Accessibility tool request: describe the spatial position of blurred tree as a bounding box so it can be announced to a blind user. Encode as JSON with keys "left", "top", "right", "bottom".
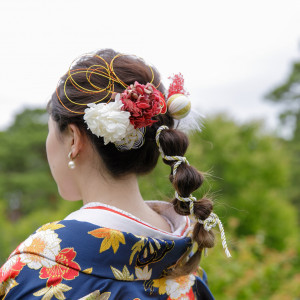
{"left": 201, "top": 234, "right": 300, "bottom": 299}
{"left": 0, "top": 108, "right": 58, "bottom": 218}
{"left": 0, "top": 109, "right": 299, "bottom": 299}
{"left": 265, "top": 59, "right": 300, "bottom": 212}
{"left": 140, "top": 115, "right": 298, "bottom": 251}
{"left": 0, "top": 108, "right": 80, "bottom": 262}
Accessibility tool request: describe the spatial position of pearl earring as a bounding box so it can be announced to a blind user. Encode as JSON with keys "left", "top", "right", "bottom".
{"left": 68, "top": 151, "right": 76, "bottom": 169}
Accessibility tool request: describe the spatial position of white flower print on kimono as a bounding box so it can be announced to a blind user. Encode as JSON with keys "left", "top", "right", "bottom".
{"left": 166, "top": 274, "right": 195, "bottom": 299}
{"left": 18, "top": 229, "right": 61, "bottom": 269}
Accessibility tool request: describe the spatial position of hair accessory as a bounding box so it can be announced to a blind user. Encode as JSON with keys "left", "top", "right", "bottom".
{"left": 84, "top": 82, "right": 165, "bottom": 150}
{"left": 113, "top": 127, "right": 145, "bottom": 151}
{"left": 174, "top": 191, "right": 197, "bottom": 215}
{"left": 167, "top": 73, "right": 191, "bottom": 120}
{"left": 119, "top": 81, "right": 166, "bottom": 129}
{"left": 156, "top": 126, "right": 231, "bottom": 257}
{"left": 56, "top": 53, "right": 158, "bottom": 115}
{"left": 172, "top": 156, "right": 189, "bottom": 176}
{"left": 68, "top": 151, "right": 76, "bottom": 169}
{"left": 156, "top": 125, "right": 196, "bottom": 213}
{"left": 199, "top": 212, "right": 231, "bottom": 258}
{"left": 156, "top": 126, "right": 190, "bottom": 177}
{"left": 84, "top": 97, "right": 134, "bottom": 145}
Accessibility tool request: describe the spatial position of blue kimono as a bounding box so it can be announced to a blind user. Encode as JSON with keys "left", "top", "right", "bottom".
{"left": 0, "top": 202, "right": 214, "bottom": 299}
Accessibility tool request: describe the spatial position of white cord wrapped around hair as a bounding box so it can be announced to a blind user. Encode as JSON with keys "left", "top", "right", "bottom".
{"left": 174, "top": 192, "right": 197, "bottom": 215}
{"left": 199, "top": 212, "right": 231, "bottom": 258}
{"left": 155, "top": 126, "right": 190, "bottom": 177}
{"left": 156, "top": 125, "right": 196, "bottom": 214}
{"left": 156, "top": 125, "right": 231, "bottom": 258}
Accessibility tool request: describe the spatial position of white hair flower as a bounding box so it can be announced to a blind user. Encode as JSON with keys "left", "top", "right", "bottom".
{"left": 84, "top": 97, "right": 135, "bottom": 145}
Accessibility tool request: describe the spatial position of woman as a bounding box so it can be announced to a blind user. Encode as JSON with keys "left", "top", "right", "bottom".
{"left": 0, "top": 49, "right": 230, "bottom": 299}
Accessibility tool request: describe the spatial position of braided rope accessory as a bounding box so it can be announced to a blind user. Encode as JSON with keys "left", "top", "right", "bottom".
{"left": 174, "top": 191, "right": 197, "bottom": 215}
{"left": 156, "top": 125, "right": 231, "bottom": 258}
{"left": 155, "top": 125, "right": 169, "bottom": 151}
{"left": 155, "top": 126, "right": 190, "bottom": 176}
{"left": 198, "top": 212, "right": 231, "bottom": 258}
{"left": 156, "top": 125, "right": 195, "bottom": 213}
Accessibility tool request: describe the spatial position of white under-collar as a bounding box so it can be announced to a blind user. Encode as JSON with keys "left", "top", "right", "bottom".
{"left": 64, "top": 201, "right": 191, "bottom": 240}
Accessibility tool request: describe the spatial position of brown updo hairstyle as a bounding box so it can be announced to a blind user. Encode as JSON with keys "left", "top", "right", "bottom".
{"left": 48, "top": 48, "right": 215, "bottom": 276}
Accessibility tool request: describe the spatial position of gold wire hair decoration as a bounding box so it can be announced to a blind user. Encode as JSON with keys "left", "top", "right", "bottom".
{"left": 56, "top": 52, "right": 159, "bottom": 114}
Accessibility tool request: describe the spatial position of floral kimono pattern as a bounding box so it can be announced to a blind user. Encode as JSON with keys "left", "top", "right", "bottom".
{"left": 0, "top": 220, "right": 214, "bottom": 299}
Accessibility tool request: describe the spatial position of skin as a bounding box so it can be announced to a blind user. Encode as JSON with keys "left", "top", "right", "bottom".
{"left": 46, "top": 117, "right": 171, "bottom": 232}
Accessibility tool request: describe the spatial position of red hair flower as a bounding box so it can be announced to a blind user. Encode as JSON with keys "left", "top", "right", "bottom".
{"left": 120, "top": 82, "right": 166, "bottom": 129}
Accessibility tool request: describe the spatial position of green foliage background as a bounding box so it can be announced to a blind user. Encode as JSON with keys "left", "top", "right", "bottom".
{"left": 0, "top": 59, "right": 300, "bottom": 299}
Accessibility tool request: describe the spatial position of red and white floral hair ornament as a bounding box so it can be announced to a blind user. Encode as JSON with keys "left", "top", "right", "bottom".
{"left": 60, "top": 53, "right": 195, "bottom": 151}
{"left": 119, "top": 81, "right": 166, "bottom": 129}
{"left": 84, "top": 81, "right": 166, "bottom": 151}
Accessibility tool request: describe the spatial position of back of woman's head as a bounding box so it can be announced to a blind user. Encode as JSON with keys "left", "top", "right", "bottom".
{"left": 49, "top": 48, "right": 174, "bottom": 177}
{"left": 49, "top": 48, "right": 220, "bottom": 276}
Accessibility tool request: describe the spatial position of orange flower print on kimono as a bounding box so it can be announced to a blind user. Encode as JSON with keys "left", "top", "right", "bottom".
{"left": 88, "top": 228, "right": 125, "bottom": 254}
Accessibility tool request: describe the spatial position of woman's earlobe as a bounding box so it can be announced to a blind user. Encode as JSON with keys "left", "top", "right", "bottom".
{"left": 68, "top": 124, "right": 84, "bottom": 158}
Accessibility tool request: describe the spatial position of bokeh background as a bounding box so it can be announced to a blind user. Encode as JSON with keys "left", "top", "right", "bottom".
{"left": 0, "top": 0, "right": 299, "bottom": 299}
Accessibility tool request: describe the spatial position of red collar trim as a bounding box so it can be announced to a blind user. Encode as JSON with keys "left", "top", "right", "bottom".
{"left": 84, "top": 205, "right": 189, "bottom": 238}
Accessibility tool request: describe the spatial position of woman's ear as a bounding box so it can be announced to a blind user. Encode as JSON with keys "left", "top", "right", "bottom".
{"left": 67, "top": 124, "right": 85, "bottom": 158}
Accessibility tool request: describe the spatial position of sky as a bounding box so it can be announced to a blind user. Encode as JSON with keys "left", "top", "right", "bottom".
{"left": 0, "top": 0, "right": 300, "bottom": 136}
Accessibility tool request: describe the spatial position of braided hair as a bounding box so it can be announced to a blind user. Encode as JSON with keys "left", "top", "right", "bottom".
{"left": 155, "top": 125, "right": 215, "bottom": 276}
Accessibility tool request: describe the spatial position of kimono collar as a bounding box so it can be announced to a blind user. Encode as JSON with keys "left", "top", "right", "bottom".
{"left": 65, "top": 200, "right": 192, "bottom": 240}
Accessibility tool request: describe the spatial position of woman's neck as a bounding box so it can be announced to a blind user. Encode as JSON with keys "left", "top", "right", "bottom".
{"left": 74, "top": 165, "right": 171, "bottom": 232}
{"left": 81, "top": 172, "right": 144, "bottom": 211}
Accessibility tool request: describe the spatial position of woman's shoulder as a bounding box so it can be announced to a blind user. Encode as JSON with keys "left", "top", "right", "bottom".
{"left": 0, "top": 220, "right": 214, "bottom": 300}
